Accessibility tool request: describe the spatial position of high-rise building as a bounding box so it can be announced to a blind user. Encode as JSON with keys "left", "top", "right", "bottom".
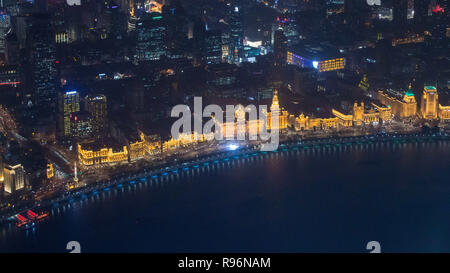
{"left": 414, "top": 0, "right": 430, "bottom": 24}
{"left": 273, "top": 29, "right": 287, "bottom": 67}
{"left": 59, "top": 90, "right": 80, "bottom": 137}
{"left": 204, "top": 29, "right": 224, "bottom": 64}
{"left": 393, "top": 0, "right": 408, "bottom": 27}
{"left": 426, "top": 2, "right": 448, "bottom": 51}
{"left": 135, "top": 13, "right": 167, "bottom": 61}
{"left": 229, "top": 5, "right": 243, "bottom": 63}
{"left": 344, "top": 0, "right": 367, "bottom": 26}
{"left": 420, "top": 86, "right": 439, "bottom": 119}
{"left": 85, "top": 94, "right": 108, "bottom": 137}
{"left": 70, "top": 111, "right": 93, "bottom": 138}
{"left": 28, "top": 13, "right": 57, "bottom": 109}
{"left": 0, "top": 11, "right": 11, "bottom": 54}
{"left": 377, "top": 88, "right": 417, "bottom": 119}
{"left": 3, "top": 164, "right": 28, "bottom": 194}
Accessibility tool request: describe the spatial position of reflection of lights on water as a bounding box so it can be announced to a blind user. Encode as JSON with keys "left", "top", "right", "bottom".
{"left": 227, "top": 144, "right": 239, "bottom": 151}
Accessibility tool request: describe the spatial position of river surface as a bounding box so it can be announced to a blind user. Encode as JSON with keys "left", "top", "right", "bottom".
{"left": 1, "top": 140, "right": 450, "bottom": 253}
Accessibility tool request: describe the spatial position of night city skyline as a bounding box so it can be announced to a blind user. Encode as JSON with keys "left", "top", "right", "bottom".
{"left": 0, "top": 0, "right": 449, "bottom": 262}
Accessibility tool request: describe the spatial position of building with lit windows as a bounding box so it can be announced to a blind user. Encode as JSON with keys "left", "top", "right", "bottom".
{"left": 70, "top": 111, "right": 93, "bottom": 138}
{"left": 85, "top": 94, "right": 108, "bottom": 137}
{"left": 78, "top": 140, "right": 129, "bottom": 166}
{"left": 265, "top": 90, "right": 288, "bottom": 130}
{"left": 438, "top": 104, "right": 450, "bottom": 121}
{"left": 377, "top": 88, "right": 417, "bottom": 119}
{"left": 204, "top": 29, "right": 224, "bottom": 65}
{"left": 135, "top": 13, "right": 166, "bottom": 61}
{"left": 421, "top": 86, "right": 439, "bottom": 120}
{"left": 294, "top": 101, "right": 392, "bottom": 131}
{"left": 417, "top": 85, "right": 450, "bottom": 122}
{"left": 287, "top": 44, "right": 345, "bottom": 72}
{"left": 28, "top": 13, "right": 58, "bottom": 108}
{"left": 58, "top": 90, "right": 80, "bottom": 138}
{"left": 3, "top": 164, "right": 28, "bottom": 194}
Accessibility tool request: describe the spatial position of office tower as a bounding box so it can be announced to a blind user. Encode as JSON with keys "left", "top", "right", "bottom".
{"left": 4, "top": 31, "right": 19, "bottom": 66}
{"left": 0, "top": 10, "right": 11, "bottom": 54}
{"left": 414, "top": 0, "right": 430, "bottom": 24}
{"left": 420, "top": 86, "right": 438, "bottom": 119}
{"left": 273, "top": 29, "right": 287, "bottom": 67}
{"left": 229, "top": 5, "right": 243, "bottom": 63}
{"left": 85, "top": 94, "right": 108, "bottom": 137}
{"left": 393, "top": 0, "right": 408, "bottom": 27}
{"left": 204, "top": 29, "right": 224, "bottom": 64}
{"left": 427, "top": 2, "right": 448, "bottom": 51}
{"left": 3, "top": 164, "right": 27, "bottom": 194}
{"left": 28, "top": 13, "right": 58, "bottom": 109}
{"left": 70, "top": 111, "right": 93, "bottom": 138}
{"left": 162, "top": 0, "right": 188, "bottom": 57}
{"left": 135, "top": 13, "right": 167, "bottom": 61}
{"left": 59, "top": 90, "right": 80, "bottom": 137}
{"left": 34, "top": 0, "right": 48, "bottom": 12}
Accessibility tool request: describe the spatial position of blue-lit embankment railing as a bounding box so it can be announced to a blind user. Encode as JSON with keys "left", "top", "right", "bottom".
{"left": 1, "top": 132, "right": 449, "bottom": 224}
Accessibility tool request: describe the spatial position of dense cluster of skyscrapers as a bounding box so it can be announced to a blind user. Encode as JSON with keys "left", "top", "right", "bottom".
{"left": 0, "top": 0, "right": 447, "bottom": 202}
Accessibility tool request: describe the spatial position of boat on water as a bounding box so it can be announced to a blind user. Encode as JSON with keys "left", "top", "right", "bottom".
{"left": 15, "top": 210, "right": 50, "bottom": 230}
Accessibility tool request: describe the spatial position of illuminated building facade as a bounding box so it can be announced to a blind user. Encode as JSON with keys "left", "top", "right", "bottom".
{"left": 3, "top": 164, "right": 28, "bottom": 194}
{"left": 135, "top": 13, "right": 166, "bottom": 61}
{"left": 70, "top": 111, "right": 93, "bottom": 138}
{"left": 287, "top": 44, "right": 345, "bottom": 72}
{"left": 294, "top": 101, "right": 392, "bottom": 131}
{"left": 377, "top": 89, "right": 417, "bottom": 119}
{"left": 78, "top": 142, "right": 129, "bottom": 166}
{"left": 204, "top": 29, "right": 224, "bottom": 65}
{"left": 59, "top": 90, "right": 80, "bottom": 138}
{"left": 438, "top": 104, "right": 450, "bottom": 121}
{"left": 420, "top": 86, "right": 439, "bottom": 119}
{"left": 392, "top": 34, "right": 424, "bottom": 46}
{"left": 85, "top": 94, "right": 108, "bottom": 137}
{"left": 46, "top": 163, "right": 54, "bottom": 179}
{"left": 416, "top": 85, "right": 450, "bottom": 121}
{"left": 358, "top": 74, "right": 370, "bottom": 91}
{"left": 265, "top": 90, "right": 288, "bottom": 130}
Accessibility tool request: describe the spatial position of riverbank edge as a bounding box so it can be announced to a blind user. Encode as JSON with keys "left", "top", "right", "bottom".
{"left": 1, "top": 132, "right": 449, "bottom": 225}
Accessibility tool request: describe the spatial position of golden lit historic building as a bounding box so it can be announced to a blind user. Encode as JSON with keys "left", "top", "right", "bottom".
{"left": 439, "top": 104, "right": 450, "bottom": 121}
{"left": 129, "top": 134, "right": 147, "bottom": 162}
{"left": 78, "top": 141, "right": 129, "bottom": 166}
{"left": 377, "top": 88, "right": 417, "bottom": 119}
{"left": 295, "top": 114, "right": 340, "bottom": 131}
{"left": 421, "top": 86, "right": 439, "bottom": 120}
{"left": 419, "top": 86, "right": 450, "bottom": 121}
{"left": 266, "top": 90, "right": 289, "bottom": 130}
{"left": 162, "top": 132, "right": 213, "bottom": 152}
{"left": 294, "top": 101, "right": 392, "bottom": 131}
{"left": 213, "top": 90, "right": 288, "bottom": 139}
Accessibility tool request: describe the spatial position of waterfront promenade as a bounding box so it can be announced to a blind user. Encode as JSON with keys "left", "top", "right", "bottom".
{"left": 1, "top": 131, "right": 448, "bottom": 225}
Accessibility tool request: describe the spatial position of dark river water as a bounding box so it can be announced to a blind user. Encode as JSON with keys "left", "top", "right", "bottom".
{"left": 1, "top": 140, "right": 450, "bottom": 253}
